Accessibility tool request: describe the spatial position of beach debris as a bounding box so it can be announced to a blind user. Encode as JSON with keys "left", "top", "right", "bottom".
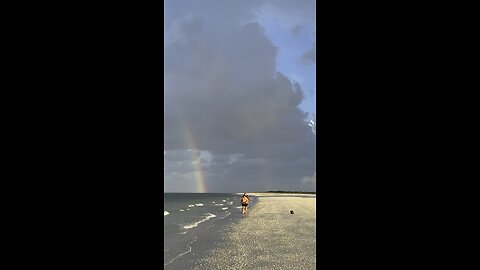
{"left": 290, "top": 210, "right": 294, "bottom": 214}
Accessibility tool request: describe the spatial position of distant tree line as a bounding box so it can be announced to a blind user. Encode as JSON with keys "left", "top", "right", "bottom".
{"left": 264, "top": 190, "right": 316, "bottom": 194}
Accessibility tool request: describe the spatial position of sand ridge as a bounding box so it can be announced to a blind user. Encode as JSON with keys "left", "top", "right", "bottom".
{"left": 195, "top": 194, "right": 316, "bottom": 270}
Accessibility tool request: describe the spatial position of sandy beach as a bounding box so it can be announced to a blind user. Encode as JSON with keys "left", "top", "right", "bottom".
{"left": 194, "top": 193, "right": 316, "bottom": 270}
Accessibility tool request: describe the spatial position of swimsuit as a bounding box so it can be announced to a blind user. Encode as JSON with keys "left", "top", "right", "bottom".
{"left": 242, "top": 196, "right": 249, "bottom": 206}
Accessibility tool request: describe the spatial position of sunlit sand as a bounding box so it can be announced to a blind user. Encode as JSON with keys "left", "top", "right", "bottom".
{"left": 195, "top": 193, "right": 316, "bottom": 269}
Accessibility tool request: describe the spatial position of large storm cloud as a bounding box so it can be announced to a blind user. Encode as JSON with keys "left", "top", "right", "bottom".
{"left": 164, "top": 0, "right": 316, "bottom": 192}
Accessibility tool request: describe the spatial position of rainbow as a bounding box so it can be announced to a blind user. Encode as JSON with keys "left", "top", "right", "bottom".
{"left": 177, "top": 110, "right": 207, "bottom": 193}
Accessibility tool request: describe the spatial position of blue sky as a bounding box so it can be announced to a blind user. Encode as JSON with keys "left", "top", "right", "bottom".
{"left": 255, "top": 10, "right": 316, "bottom": 120}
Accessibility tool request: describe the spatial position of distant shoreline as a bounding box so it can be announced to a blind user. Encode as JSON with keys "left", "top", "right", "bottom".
{"left": 248, "top": 192, "right": 316, "bottom": 198}
{"left": 164, "top": 191, "right": 315, "bottom": 194}
{"left": 261, "top": 190, "right": 315, "bottom": 194}
{"left": 236, "top": 191, "right": 315, "bottom": 195}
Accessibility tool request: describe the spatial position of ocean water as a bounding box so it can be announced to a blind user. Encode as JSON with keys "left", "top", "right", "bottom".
{"left": 164, "top": 193, "right": 254, "bottom": 269}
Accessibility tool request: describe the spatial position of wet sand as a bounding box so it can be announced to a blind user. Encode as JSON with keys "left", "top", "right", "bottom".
{"left": 195, "top": 193, "right": 316, "bottom": 270}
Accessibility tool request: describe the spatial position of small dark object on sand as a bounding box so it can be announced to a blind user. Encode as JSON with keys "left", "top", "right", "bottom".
{"left": 290, "top": 210, "right": 294, "bottom": 214}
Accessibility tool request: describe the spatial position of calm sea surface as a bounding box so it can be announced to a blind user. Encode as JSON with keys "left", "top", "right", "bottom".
{"left": 164, "top": 193, "right": 254, "bottom": 269}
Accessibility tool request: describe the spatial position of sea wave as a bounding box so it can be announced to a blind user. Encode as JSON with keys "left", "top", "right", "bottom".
{"left": 164, "top": 211, "right": 169, "bottom": 216}
{"left": 194, "top": 203, "right": 204, "bottom": 207}
{"left": 228, "top": 201, "right": 233, "bottom": 205}
{"left": 188, "top": 204, "right": 195, "bottom": 207}
{"left": 164, "top": 236, "right": 197, "bottom": 267}
{"left": 183, "top": 213, "right": 216, "bottom": 229}
{"left": 222, "top": 200, "right": 227, "bottom": 202}
{"left": 218, "top": 212, "right": 231, "bottom": 220}
{"left": 179, "top": 209, "right": 184, "bottom": 212}
{"left": 215, "top": 203, "right": 224, "bottom": 206}
{"left": 221, "top": 207, "right": 228, "bottom": 210}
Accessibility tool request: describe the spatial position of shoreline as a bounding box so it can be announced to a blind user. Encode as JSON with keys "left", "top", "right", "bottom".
{"left": 236, "top": 192, "right": 315, "bottom": 197}
{"left": 164, "top": 194, "right": 258, "bottom": 270}
{"left": 248, "top": 192, "right": 316, "bottom": 198}
{"left": 195, "top": 194, "right": 316, "bottom": 269}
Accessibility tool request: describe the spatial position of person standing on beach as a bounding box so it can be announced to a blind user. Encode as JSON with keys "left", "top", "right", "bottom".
{"left": 241, "top": 193, "right": 250, "bottom": 215}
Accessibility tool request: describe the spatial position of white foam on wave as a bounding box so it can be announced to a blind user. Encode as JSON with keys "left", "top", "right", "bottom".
{"left": 215, "top": 203, "right": 224, "bottom": 206}
{"left": 212, "top": 201, "right": 215, "bottom": 203}
{"left": 228, "top": 201, "right": 233, "bottom": 205}
{"left": 218, "top": 212, "right": 231, "bottom": 220}
{"left": 164, "top": 236, "right": 198, "bottom": 267}
{"left": 183, "top": 213, "right": 216, "bottom": 229}
{"left": 164, "top": 211, "right": 169, "bottom": 216}
{"left": 179, "top": 209, "right": 184, "bottom": 212}
{"left": 194, "top": 203, "right": 204, "bottom": 207}
{"left": 188, "top": 204, "right": 195, "bottom": 207}
{"left": 222, "top": 200, "right": 227, "bottom": 202}
{"left": 235, "top": 206, "right": 242, "bottom": 209}
{"left": 221, "top": 207, "right": 228, "bottom": 210}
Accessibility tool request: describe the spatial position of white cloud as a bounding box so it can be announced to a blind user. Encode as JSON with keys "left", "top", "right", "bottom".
{"left": 301, "top": 172, "right": 316, "bottom": 184}
{"left": 227, "top": 153, "right": 244, "bottom": 164}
